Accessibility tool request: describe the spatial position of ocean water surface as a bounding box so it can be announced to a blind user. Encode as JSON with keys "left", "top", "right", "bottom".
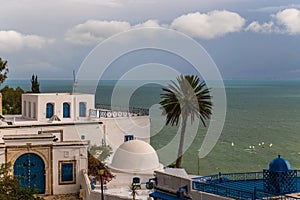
{"left": 3, "top": 79, "right": 300, "bottom": 175}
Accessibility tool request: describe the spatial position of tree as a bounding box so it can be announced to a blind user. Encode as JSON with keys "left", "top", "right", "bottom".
{"left": 160, "top": 75, "right": 213, "bottom": 168}
{"left": 1, "top": 86, "right": 24, "bottom": 114}
{"left": 31, "top": 74, "right": 40, "bottom": 93}
{"left": 89, "top": 145, "right": 113, "bottom": 163}
{"left": 0, "top": 57, "right": 8, "bottom": 85}
{"left": 0, "top": 163, "right": 44, "bottom": 200}
{"left": 88, "top": 152, "right": 114, "bottom": 183}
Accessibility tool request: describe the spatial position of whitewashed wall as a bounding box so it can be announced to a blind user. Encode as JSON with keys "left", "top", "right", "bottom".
{"left": 22, "top": 93, "right": 94, "bottom": 122}
{"left": 52, "top": 144, "right": 88, "bottom": 194}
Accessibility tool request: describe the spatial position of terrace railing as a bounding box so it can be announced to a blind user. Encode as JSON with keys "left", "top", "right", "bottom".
{"left": 90, "top": 104, "right": 149, "bottom": 118}
{"left": 192, "top": 172, "right": 284, "bottom": 200}
{"left": 95, "top": 104, "right": 149, "bottom": 116}
{"left": 193, "top": 181, "right": 254, "bottom": 199}
{"left": 192, "top": 172, "right": 263, "bottom": 183}
{"left": 193, "top": 181, "right": 283, "bottom": 200}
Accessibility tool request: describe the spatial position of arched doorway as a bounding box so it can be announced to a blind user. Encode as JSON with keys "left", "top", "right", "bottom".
{"left": 14, "top": 153, "right": 46, "bottom": 194}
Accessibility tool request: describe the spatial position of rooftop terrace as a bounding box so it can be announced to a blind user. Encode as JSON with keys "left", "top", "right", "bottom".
{"left": 193, "top": 171, "right": 300, "bottom": 199}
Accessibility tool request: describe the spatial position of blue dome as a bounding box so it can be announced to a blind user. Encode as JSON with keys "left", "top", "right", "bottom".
{"left": 269, "top": 156, "right": 291, "bottom": 172}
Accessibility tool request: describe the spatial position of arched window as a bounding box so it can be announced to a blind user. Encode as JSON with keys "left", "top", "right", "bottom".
{"left": 63, "top": 102, "right": 71, "bottom": 118}
{"left": 46, "top": 103, "right": 54, "bottom": 118}
{"left": 79, "top": 102, "right": 86, "bottom": 117}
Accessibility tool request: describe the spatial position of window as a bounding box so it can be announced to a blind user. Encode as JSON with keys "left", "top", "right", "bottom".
{"left": 33, "top": 102, "right": 36, "bottom": 119}
{"left": 46, "top": 103, "right": 54, "bottom": 118}
{"left": 124, "top": 135, "right": 134, "bottom": 142}
{"left": 23, "top": 101, "right": 26, "bottom": 116}
{"left": 63, "top": 102, "right": 71, "bottom": 118}
{"left": 59, "top": 160, "right": 76, "bottom": 184}
{"left": 79, "top": 102, "right": 86, "bottom": 117}
{"left": 28, "top": 102, "right": 31, "bottom": 118}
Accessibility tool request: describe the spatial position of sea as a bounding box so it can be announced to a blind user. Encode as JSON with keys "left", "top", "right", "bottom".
{"left": 3, "top": 79, "right": 300, "bottom": 176}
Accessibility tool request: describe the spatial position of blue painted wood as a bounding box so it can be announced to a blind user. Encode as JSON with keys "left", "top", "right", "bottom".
{"left": 46, "top": 103, "right": 54, "bottom": 118}
{"left": 79, "top": 102, "right": 86, "bottom": 117}
{"left": 63, "top": 102, "right": 70, "bottom": 118}
{"left": 14, "top": 153, "right": 45, "bottom": 194}
{"left": 124, "top": 135, "right": 134, "bottom": 142}
{"left": 61, "top": 163, "right": 73, "bottom": 181}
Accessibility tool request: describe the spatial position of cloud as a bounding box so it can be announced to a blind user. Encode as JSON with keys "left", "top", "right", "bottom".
{"left": 65, "top": 19, "right": 163, "bottom": 45}
{"left": 170, "top": 10, "right": 246, "bottom": 39}
{"left": 245, "top": 8, "right": 300, "bottom": 35}
{"left": 245, "top": 21, "right": 281, "bottom": 33}
{"left": 0, "top": 30, "right": 53, "bottom": 53}
{"left": 275, "top": 8, "right": 300, "bottom": 34}
{"left": 65, "top": 20, "right": 132, "bottom": 45}
{"left": 134, "top": 20, "right": 161, "bottom": 28}
{"left": 65, "top": 10, "right": 247, "bottom": 45}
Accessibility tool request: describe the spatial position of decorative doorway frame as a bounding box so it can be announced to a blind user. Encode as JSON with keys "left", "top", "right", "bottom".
{"left": 6, "top": 144, "right": 52, "bottom": 195}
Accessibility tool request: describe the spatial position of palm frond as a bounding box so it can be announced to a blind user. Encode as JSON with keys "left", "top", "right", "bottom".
{"left": 160, "top": 75, "right": 213, "bottom": 126}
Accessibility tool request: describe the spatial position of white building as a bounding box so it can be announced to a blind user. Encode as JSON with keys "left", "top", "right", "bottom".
{"left": 0, "top": 92, "right": 151, "bottom": 196}
{"left": 1, "top": 92, "right": 222, "bottom": 200}
{"left": 22, "top": 93, "right": 94, "bottom": 122}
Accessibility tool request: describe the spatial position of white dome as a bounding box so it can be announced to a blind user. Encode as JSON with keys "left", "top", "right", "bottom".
{"left": 109, "top": 140, "right": 162, "bottom": 174}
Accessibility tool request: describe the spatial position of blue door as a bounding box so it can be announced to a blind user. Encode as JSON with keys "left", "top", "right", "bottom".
{"left": 14, "top": 153, "right": 45, "bottom": 194}
{"left": 46, "top": 103, "right": 54, "bottom": 118}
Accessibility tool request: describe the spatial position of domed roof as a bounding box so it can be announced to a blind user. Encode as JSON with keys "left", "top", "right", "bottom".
{"left": 269, "top": 155, "right": 291, "bottom": 172}
{"left": 109, "top": 140, "right": 162, "bottom": 174}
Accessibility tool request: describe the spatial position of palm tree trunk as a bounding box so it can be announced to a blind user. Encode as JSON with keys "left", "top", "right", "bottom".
{"left": 175, "top": 114, "right": 187, "bottom": 168}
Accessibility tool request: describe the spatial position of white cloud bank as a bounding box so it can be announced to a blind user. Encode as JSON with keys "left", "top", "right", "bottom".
{"left": 65, "top": 8, "right": 300, "bottom": 46}
{"left": 65, "top": 20, "right": 131, "bottom": 45}
{"left": 245, "top": 21, "right": 280, "bottom": 33}
{"left": 246, "top": 8, "right": 300, "bottom": 34}
{"left": 0, "top": 30, "right": 53, "bottom": 53}
{"left": 170, "top": 10, "right": 245, "bottom": 39}
{"left": 275, "top": 8, "right": 300, "bottom": 34}
{"left": 65, "top": 10, "right": 246, "bottom": 45}
{"left": 65, "top": 19, "right": 162, "bottom": 45}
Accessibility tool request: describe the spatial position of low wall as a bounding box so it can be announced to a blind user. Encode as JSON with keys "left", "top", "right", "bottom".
{"left": 80, "top": 170, "right": 132, "bottom": 200}
{"left": 81, "top": 169, "right": 232, "bottom": 200}
{"left": 155, "top": 170, "right": 233, "bottom": 200}
{"left": 155, "top": 170, "right": 192, "bottom": 195}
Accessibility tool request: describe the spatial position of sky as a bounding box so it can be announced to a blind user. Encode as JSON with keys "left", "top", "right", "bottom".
{"left": 1, "top": 0, "right": 300, "bottom": 80}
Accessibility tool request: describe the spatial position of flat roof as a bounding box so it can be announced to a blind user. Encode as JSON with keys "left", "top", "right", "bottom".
{"left": 22, "top": 92, "right": 94, "bottom": 96}
{"left": 0, "top": 115, "right": 102, "bottom": 129}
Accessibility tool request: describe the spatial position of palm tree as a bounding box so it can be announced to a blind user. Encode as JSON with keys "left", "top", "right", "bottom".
{"left": 160, "top": 75, "right": 213, "bottom": 168}
{"left": 0, "top": 57, "right": 8, "bottom": 85}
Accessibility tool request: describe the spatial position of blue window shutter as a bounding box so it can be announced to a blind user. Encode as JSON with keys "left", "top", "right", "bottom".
{"left": 63, "top": 103, "right": 70, "bottom": 118}
{"left": 61, "top": 163, "right": 73, "bottom": 182}
{"left": 46, "top": 103, "right": 54, "bottom": 118}
{"left": 79, "top": 102, "right": 86, "bottom": 117}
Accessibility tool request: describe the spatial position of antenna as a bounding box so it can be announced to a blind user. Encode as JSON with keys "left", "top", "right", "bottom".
{"left": 72, "top": 70, "right": 77, "bottom": 94}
